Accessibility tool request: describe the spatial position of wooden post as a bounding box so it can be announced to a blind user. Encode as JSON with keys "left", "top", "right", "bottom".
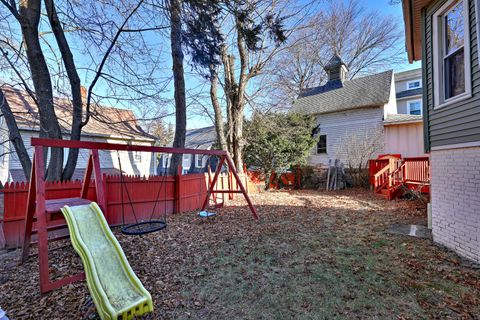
{"left": 201, "top": 156, "right": 225, "bottom": 211}
{"left": 174, "top": 165, "right": 182, "bottom": 214}
{"left": 223, "top": 155, "right": 258, "bottom": 219}
{"left": 21, "top": 153, "right": 36, "bottom": 262}
{"left": 80, "top": 153, "right": 93, "bottom": 199}
{"left": 33, "top": 146, "right": 50, "bottom": 293}
{"left": 91, "top": 150, "right": 106, "bottom": 212}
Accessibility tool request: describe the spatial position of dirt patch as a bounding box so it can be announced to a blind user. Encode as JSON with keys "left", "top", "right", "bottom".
{"left": 0, "top": 189, "right": 479, "bottom": 319}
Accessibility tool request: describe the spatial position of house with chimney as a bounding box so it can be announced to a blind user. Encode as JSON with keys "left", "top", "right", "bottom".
{"left": 292, "top": 54, "right": 425, "bottom": 169}
{"left": 0, "top": 85, "right": 157, "bottom": 183}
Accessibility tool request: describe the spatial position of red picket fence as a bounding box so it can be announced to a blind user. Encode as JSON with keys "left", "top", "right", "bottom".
{"left": 0, "top": 171, "right": 255, "bottom": 249}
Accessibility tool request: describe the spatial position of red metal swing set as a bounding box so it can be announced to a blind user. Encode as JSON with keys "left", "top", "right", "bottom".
{"left": 21, "top": 137, "right": 258, "bottom": 294}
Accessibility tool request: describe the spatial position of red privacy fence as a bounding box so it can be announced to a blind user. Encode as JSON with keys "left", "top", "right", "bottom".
{"left": 1, "top": 171, "right": 255, "bottom": 249}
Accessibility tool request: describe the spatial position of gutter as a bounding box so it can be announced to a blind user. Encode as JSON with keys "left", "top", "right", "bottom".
{"left": 383, "top": 120, "right": 423, "bottom": 126}
{"left": 16, "top": 127, "right": 157, "bottom": 144}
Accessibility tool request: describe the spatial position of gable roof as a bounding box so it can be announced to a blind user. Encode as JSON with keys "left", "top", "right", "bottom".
{"left": 324, "top": 54, "right": 348, "bottom": 71}
{"left": 185, "top": 126, "right": 217, "bottom": 149}
{"left": 1, "top": 86, "right": 156, "bottom": 142}
{"left": 384, "top": 113, "right": 423, "bottom": 125}
{"left": 291, "top": 70, "right": 393, "bottom": 115}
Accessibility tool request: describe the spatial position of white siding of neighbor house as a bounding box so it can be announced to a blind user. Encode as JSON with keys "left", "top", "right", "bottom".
{"left": 181, "top": 154, "right": 209, "bottom": 172}
{"left": 0, "top": 118, "right": 9, "bottom": 183}
{"left": 395, "top": 78, "right": 422, "bottom": 93}
{"left": 384, "top": 76, "right": 398, "bottom": 116}
{"left": 396, "top": 96, "right": 423, "bottom": 115}
{"left": 396, "top": 100, "right": 408, "bottom": 114}
{"left": 310, "top": 107, "right": 385, "bottom": 166}
{"left": 394, "top": 69, "right": 422, "bottom": 94}
{"left": 384, "top": 123, "right": 426, "bottom": 157}
{"left": 0, "top": 129, "right": 156, "bottom": 183}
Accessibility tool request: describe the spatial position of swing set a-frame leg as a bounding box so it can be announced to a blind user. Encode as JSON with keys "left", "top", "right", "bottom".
{"left": 201, "top": 155, "right": 258, "bottom": 219}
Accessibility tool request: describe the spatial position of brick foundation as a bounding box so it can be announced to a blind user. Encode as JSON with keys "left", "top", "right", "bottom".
{"left": 431, "top": 147, "right": 480, "bottom": 263}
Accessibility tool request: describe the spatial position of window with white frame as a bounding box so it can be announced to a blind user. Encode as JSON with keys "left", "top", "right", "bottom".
{"left": 407, "top": 100, "right": 422, "bottom": 115}
{"left": 195, "top": 155, "right": 203, "bottom": 168}
{"left": 134, "top": 151, "right": 142, "bottom": 162}
{"left": 433, "top": 0, "right": 471, "bottom": 107}
{"left": 163, "top": 155, "right": 169, "bottom": 168}
{"left": 182, "top": 154, "right": 190, "bottom": 168}
{"left": 63, "top": 148, "right": 69, "bottom": 166}
{"left": 406, "top": 79, "right": 422, "bottom": 90}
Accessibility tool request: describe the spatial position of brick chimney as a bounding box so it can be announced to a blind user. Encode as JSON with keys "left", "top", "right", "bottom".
{"left": 80, "top": 86, "right": 87, "bottom": 103}
{"left": 324, "top": 54, "right": 348, "bottom": 83}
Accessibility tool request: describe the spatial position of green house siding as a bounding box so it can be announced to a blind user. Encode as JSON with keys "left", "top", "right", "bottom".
{"left": 424, "top": 0, "right": 480, "bottom": 150}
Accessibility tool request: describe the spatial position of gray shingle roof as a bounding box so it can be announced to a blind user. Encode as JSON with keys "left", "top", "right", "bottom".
{"left": 291, "top": 70, "right": 393, "bottom": 115}
{"left": 384, "top": 114, "right": 423, "bottom": 124}
{"left": 396, "top": 88, "right": 422, "bottom": 99}
{"left": 184, "top": 126, "right": 217, "bottom": 149}
{"left": 325, "top": 54, "right": 347, "bottom": 71}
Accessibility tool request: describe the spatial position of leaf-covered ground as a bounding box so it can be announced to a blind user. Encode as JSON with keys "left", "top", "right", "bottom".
{"left": 1, "top": 189, "right": 479, "bottom": 319}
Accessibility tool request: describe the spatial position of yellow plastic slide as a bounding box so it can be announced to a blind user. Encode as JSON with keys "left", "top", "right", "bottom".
{"left": 61, "top": 202, "right": 153, "bottom": 320}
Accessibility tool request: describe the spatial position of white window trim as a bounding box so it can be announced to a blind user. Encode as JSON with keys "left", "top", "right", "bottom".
{"left": 433, "top": 0, "right": 471, "bottom": 110}
{"left": 182, "top": 154, "right": 190, "bottom": 167}
{"left": 195, "top": 154, "right": 203, "bottom": 168}
{"left": 407, "top": 99, "right": 423, "bottom": 115}
{"left": 406, "top": 79, "right": 422, "bottom": 90}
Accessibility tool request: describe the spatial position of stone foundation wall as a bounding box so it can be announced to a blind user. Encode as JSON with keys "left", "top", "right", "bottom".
{"left": 431, "top": 147, "right": 480, "bottom": 263}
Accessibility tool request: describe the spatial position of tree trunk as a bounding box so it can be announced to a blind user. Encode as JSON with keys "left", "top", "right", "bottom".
{"left": 19, "top": 0, "right": 63, "bottom": 181}
{"left": 209, "top": 67, "right": 228, "bottom": 152}
{"left": 169, "top": 0, "right": 186, "bottom": 175}
{"left": 221, "top": 51, "right": 235, "bottom": 158}
{"left": 230, "top": 17, "right": 249, "bottom": 174}
{"left": 231, "top": 106, "right": 244, "bottom": 172}
{"left": 44, "top": 0, "right": 82, "bottom": 181}
{"left": 0, "top": 88, "right": 32, "bottom": 179}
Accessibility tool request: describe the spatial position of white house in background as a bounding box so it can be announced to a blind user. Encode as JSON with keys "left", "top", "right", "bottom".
{"left": 291, "top": 55, "right": 425, "bottom": 167}
{"left": 395, "top": 68, "right": 423, "bottom": 115}
{"left": 0, "top": 85, "right": 157, "bottom": 183}
{"left": 383, "top": 68, "right": 426, "bottom": 157}
{"left": 159, "top": 126, "right": 217, "bottom": 174}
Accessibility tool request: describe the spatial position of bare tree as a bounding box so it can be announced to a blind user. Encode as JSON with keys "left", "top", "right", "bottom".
{"left": 0, "top": 87, "right": 31, "bottom": 178}
{"left": 1, "top": 0, "right": 64, "bottom": 181}
{"left": 207, "top": 0, "right": 299, "bottom": 172}
{"left": 0, "top": 0, "right": 168, "bottom": 181}
{"left": 265, "top": 0, "right": 404, "bottom": 108}
{"left": 168, "top": 0, "right": 186, "bottom": 175}
{"left": 335, "top": 127, "right": 384, "bottom": 187}
{"left": 44, "top": 0, "right": 83, "bottom": 180}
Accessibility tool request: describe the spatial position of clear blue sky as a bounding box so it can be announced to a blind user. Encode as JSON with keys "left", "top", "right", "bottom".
{"left": 184, "top": 0, "right": 421, "bottom": 129}
{"left": 2, "top": 0, "right": 420, "bottom": 131}
{"left": 370, "top": 0, "right": 421, "bottom": 72}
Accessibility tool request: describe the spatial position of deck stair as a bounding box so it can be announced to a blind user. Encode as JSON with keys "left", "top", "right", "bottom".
{"left": 370, "top": 155, "right": 430, "bottom": 200}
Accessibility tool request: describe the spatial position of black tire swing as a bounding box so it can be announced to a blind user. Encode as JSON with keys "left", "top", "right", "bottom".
{"left": 117, "top": 150, "right": 168, "bottom": 235}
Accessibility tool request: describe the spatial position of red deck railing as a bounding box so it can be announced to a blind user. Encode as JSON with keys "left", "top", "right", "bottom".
{"left": 369, "top": 156, "right": 430, "bottom": 199}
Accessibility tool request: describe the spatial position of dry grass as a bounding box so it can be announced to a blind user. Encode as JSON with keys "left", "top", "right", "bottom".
{"left": 0, "top": 189, "right": 479, "bottom": 319}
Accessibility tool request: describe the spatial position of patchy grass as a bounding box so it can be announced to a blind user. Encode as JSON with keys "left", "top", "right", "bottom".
{"left": 1, "top": 189, "right": 479, "bottom": 319}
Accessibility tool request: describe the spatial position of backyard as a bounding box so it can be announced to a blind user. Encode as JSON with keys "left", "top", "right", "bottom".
{"left": 0, "top": 189, "right": 479, "bottom": 319}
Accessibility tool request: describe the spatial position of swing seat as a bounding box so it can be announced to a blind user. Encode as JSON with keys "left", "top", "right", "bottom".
{"left": 198, "top": 211, "right": 216, "bottom": 218}
{"left": 121, "top": 220, "right": 167, "bottom": 235}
